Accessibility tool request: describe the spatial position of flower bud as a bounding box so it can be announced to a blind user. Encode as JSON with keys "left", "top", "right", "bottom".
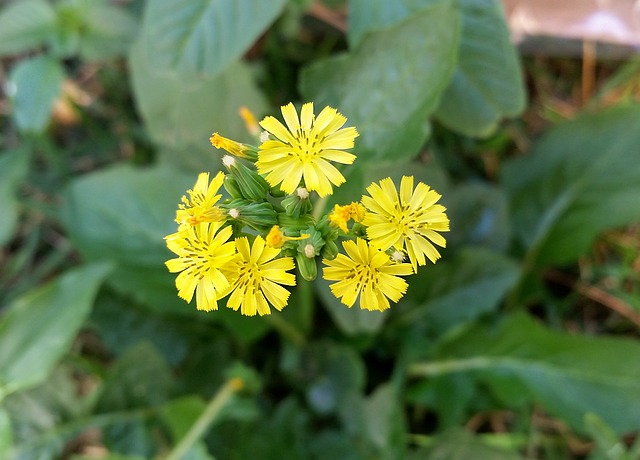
{"left": 320, "top": 239, "right": 339, "bottom": 260}
{"left": 221, "top": 199, "right": 278, "bottom": 232}
{"left": 296, "top": 252, "right": 317, "bottom": 281}
{"left": 210, "top": 132, "right": 258, "bottom": 161}
{"left": 223, "top": 175, "right": 244, "bottom": 199}
{"left": 281, "top": 188, "right": 312, "bottom": 218}
{"left": 223, "top": 156, "right": 270, "bottom": 201}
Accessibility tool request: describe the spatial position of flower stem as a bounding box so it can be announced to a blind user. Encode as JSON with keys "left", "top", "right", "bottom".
{"left": 265, "top": 314, "right": 306, "bottom": 347}
{"left": 165, "top": 378, "right": 242, "bottom": 460}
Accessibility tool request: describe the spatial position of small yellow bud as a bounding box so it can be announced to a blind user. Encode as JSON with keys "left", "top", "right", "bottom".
{"left": 210, "top": 132, "right": 252, "bottom": 159}
{"left": 238, "top": 106, "right": 260, "bottom": 136}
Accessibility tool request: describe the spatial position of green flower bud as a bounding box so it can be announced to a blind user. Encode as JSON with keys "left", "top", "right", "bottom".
{"left": 296, "top": 226, "right": 324, "bottom": 256}
{"left": 281, "top": 187, "right": 312, "bottom": 218}
{"left": 277, "top": 213, "right": 315, "bottom": 232}
{"left": 296, "top": 252, "right": 317, "bottom": 281}
{"left": 222, "top": 199, "right": 278, "bottom": 232}
{"left": 321, "top": 239, "right": 339, "bottom": 260}
{"left": 223, "top": 175, "right": 244, "bottom": 199}
{"left": 223, "top": 155, "right": 270, "bottom": 201}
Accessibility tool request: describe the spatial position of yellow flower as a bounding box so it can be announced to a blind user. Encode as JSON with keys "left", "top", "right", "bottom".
{"left": 226, "top": 236, "right": 296, "bottom": 316}
{"left": 329, "top": 202, "right": 367, "bottom": 233}
{"left": 362, "top": 176, "right": 449, "bottom": 271}
{"left": 165, "top": 222, "right": 237, "bottom": 311}
{"left": 238, "top": 106, "right": 260, "bottom": 136}
{"left": 176, "top": 172, "right": 225, "bottom": 228}
{"left": 322, "top": 238, "right": 413, "bottom": 311}
{"left": 210, "top": 132, "right": 254, "bottom": 160}
{"left": 265, "top": 225, "right": 309, "bottom": 248}
{"left": 256, "top": 102, "right": 359, "bottom": 197}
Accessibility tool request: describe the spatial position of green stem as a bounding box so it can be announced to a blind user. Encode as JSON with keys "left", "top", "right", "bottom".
{"left": 265, "top": 313, "right": 306, "bottom": 347}
{"left": 408, "top": 357, "right": 493, "bottom": 377}
{"left": 312, "top": 195, "right": 329, "bottom": 221}
{"left": 165, "top": 379, "right": 241, "bottom": 460}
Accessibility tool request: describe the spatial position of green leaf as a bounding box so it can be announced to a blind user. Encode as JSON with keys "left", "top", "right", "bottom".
{"left": 413, "top": 429, "right": 523, "bottom": 460}
{"left": 434, "top": 0, "right": 525, "bottom": 137}
{"left": 347, "top": 0, "right": 442, "bottom": 49}
{"left": 129, "top": 40, "right": 269, "bottom": 172}
{"left": 402, "top": 247, "right": 519, "bottom": 334}
{"left": 0, "top": 264, "right": 111, "bottom": 398}
{"left": 60, "top": 164, "right": 195, "bottom": 313}
{"left": 141, "top": 0, "right": 287, "bottom": 76}
{"left": 96, "top": 342, "right": 172, "bottom": 411}
{"left": 316, "top": 275, "right": 388, "bottom": 336}
{"left": 0, "top": 406, "right": 12, "bottom": 457}
{"left": 502, "top": 105, "right": 640, "bottom": 269}
{"left": 584, "top": 413, "right": 632, "bottom": 460}
{"left": 0, "top": 0, "right": 55, "bottom": 56}
{"left": 300, "top": 0, "right": 459, "bottom": 163}
{"left": 7, "top": 55, "right": 64, "bottom": 133}
{"left": 78, "top": 0, "right": 138, "bottom": 60}
{"left": 444, "top": 182, "right": 511, "bottom": 252}
{"left": 413, "top": 312, "right": 640, "bottom": 434}
{"left": 0, "top": 147, "right": 30, "bottom": 246}
{"left": 362, "top": 384, "right": 405, "bottom": 454}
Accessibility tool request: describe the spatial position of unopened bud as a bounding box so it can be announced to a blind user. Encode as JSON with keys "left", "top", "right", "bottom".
{"left": 296, "top": 252, "right": 317, "bottom": 281}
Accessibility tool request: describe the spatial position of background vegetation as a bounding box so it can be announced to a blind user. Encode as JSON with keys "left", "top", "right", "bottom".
{"left": 1, "top": 0, "right": 640, "bottom": 458}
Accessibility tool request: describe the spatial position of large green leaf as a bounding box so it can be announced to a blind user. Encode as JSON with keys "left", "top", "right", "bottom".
{"left": 8, "top": 55, "right": 64, "bottom": 133}
{"left": 412, "top": 312, "right": 640, "bottom": 434}
{"left": 60, "top": 164, "right": 194, "bottom": 313}
{"left": 347, "top": 0, "right": 442, "bottom": 49}
{"left": 411, "top": 429, "right": 523, "bottom": 460}
{"left": 129, "top": 40, "right": 268, "bottom": 172}
{"left": 0, "top": 264, "right": 110, "bottom": 399}
{"left": 0, "top": 147, "right": 30, "bottom": 247}
{"left": 434, "top": 0, "right": 525, "bottom": 137}
{"left": 0, "top": 0, "right": 55, "bottom": 56}
{"left": 78, "top": 0, "right": 138, "bottom": 60}
{"left": 300, "top": 0, "right": 459, "bottom": 163}
{"left": 401, "top": 247, "right": 519, "bottom": 335}
{"left": 502, "top": 105, "right": 640, "bottom": 269}
{"left": 140, "top": 0, "right": 286, "bottom": 76}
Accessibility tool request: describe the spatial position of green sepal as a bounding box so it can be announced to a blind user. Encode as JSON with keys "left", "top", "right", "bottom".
{"left": 225, "top": 158, "right": 270, "bottom": 201}
{"left": 277, "top": 213, "right": 315, "bottom": 232}
{"left": 296, "top": 252, "right": 317, "bottom": 281}
{"left": 223, "top": 175, "right": 244, "bottom": 199}
{"left": 321, "top": 239, "right": 339, "bottom": 260}
{"left": 281, "top": 192, "right": 312, "bottom": 218}
{"left": 222, "top": 199, "right": 278, "bottom": 232}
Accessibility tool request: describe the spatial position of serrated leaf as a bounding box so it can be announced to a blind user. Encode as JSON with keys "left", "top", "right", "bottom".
{"left": 402, "top": 247, "right": 519, "bottom": 334}
{"left": 413, "top": 429, "right": 523, "bottom": 460}
{"left": 502, "top": 105, "right": 640, "bottom": 269}
{"left": 0, "top": 147, "right": 30, "bottom": 246}
{"left": 60, "top": 164, "right": 194, "bottom": 313}
{"left": 129, "top": 40, "right": 268, "bottom": 172}
{"left": 0, "top": 0, "right": 55, "bottom": 56}
{"left": 300, "top": 0, "right": 459, "bottom": 163}
{"left": 413, "top": 312, "right": 640, "bottom": 434}
{"left": 434, "top": 0, "right": 525, "bottom": 137}
{"left": 0, "top": 264, "right": 111, "bottom": 398}
{"left": 8, "top": 55, "right": 64, "bottom": 133}
{"left": 141, "top": 0, "right": 286, "bottom": 76}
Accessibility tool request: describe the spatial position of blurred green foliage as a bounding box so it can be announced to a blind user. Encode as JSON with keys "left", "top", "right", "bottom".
{"left": 0, "top": 0, "right": 639, "bottom": 458}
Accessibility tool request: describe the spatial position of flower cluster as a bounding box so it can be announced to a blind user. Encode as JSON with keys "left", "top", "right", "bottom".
{"left": 165, "top": 102, "right": 449, "bottom": 315}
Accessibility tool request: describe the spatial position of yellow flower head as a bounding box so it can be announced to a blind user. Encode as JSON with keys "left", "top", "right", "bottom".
{"left": 176, "top": 172, "right": 226, "bottom": 228}
{"left": 238, "top": 106, "right": 260, "bottom": 136}
{"left": 328, "top": 204, "right": 352, "bottom": 233}
{"left": 256, "top": 102, "right": 359, "bottom": 197}
{"left": 322, "top": 238, "right": 413, "bottom": 311}
{"left": 210, "top": 132, "right": 253, "bottom": 160}
{"left": 265, "top": 225, "right": 309, "bottom": 248}
{"left": 329, "top": 202, "right": 366, "bottom": 233}
{"left": 362, "top": 176, "right": 449, "bottom": 271}
{"left": 165, "top": 222, "right": 237, "bottom": 311}
{"left": 226, "top": 236, "right": 297, "bottom": 316}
